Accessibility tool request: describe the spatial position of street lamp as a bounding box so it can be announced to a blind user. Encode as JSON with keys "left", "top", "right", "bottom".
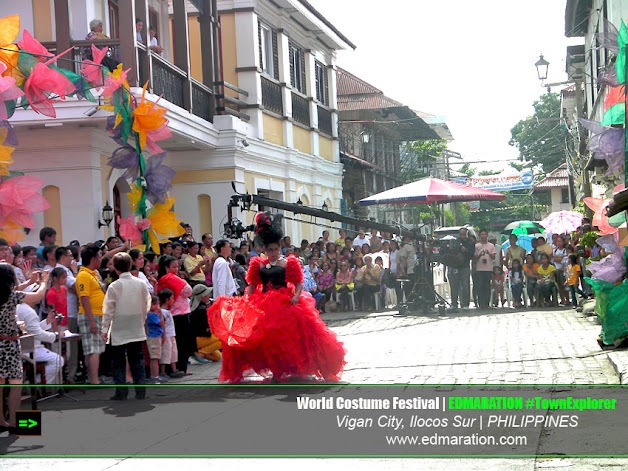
{"left": 535, "top": 54, "right": 549, "bottom": 81}
{"left": 98, "top": 201, "right": 114, "bottom": 228}
{"left": 296, "top": 197, "right": 303, "bottom": 206}
{"left": 322, "top": 202, "right": 329, "bottom": 212}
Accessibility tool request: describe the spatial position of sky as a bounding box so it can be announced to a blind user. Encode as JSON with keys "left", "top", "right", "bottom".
{"left": 308, "top": 0, "right": 579, "bottom": 174}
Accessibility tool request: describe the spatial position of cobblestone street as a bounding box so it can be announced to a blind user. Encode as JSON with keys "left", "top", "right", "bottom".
{"left": 3, "top": 305, "right": 627, "bottom": 470}
{"left": 170, "top": 305, "right": 619, "bottom": 386}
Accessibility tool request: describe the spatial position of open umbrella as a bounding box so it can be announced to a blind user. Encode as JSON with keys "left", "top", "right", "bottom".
{"left": 358, "top": 177, "right": 505, "bottom": 206}
{"left": 540, "top": 211, "right": 584, "bottom": 235}
{"left": 501, "top": 233, "right": 543, "bottom": 252}
{"left": 501, "top": 221, "right": 544, "bottom": 235}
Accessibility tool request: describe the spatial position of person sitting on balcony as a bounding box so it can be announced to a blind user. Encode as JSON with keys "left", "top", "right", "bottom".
{"left": 150, "top": 28, "right": 163, "bottom": 55}
{"left": 136, "top": 18, "right": 144, "bottom": 43}
{"left": 85, "top": 19, "right": 118, "bottom": 72}
{"left": 86, "top": 19, "right": 108, "bottom": 41}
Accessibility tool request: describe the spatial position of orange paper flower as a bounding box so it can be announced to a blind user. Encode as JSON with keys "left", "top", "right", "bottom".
{"left": 0, "top": 15, "right": 20, "bottom": 78}
{"left": 132, "top": 82, "right": 167, "bottom": 151}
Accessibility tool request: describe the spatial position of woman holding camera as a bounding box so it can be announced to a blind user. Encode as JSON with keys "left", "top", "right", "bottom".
{"left": 0, "top": 264, "right": 49, "bottom": 431}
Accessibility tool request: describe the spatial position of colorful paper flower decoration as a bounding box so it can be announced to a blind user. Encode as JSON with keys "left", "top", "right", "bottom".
{"left": 146, "top": 197, "right": 185, "bottom": 254}
{"left": 102, "top": 64, "right": 130, "bottom": 100}
{"left": 24, "top": 54, "right": 76, "bottom": 117}
{"left": 584, "top": 186, "right": 626, "bottom": 236}
{"left": 80, "top": 45, "right": 107, "bottom": 87}
{"left": 579, "top": 119, "right": 625, "bottom": 176}
{"left": 108, "top": 143, "right": 140, "bottom": 180}
{"left": 0, "top": 128, "right": 15, "bottom": 175}
{"left": 0, "top": 15, "right": 20, "bottom": 78}
{"left": 17, "top": 29, "right": 53, "bottom": 62}
{"left": 117, "top": 215, "right": 152, "bottom": 243}
{"left": 0, "top": 60, "right": 22, "bottom": 119}
{"left": 127, "top": 183, "right": 144, "bottom": 214}
{"left": 132, "top": 83, "right": 167, "bottom": 151}
{"left": 0, "top": 175, "right": 50, "bottom": 234}
{"left": 144, "top": 152, "right": 175, "bottom": 204}
{"left": 146, "top": 122, "right": 172, "bottom": 155}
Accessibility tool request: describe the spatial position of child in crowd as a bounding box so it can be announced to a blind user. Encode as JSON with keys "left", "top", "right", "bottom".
{"left": 146, "top": 295, "right": 167, "bottom": 383}
{"left": 46, "top": 267, "right": 68, "bottom": 326}
{"left": 158, "top": 289, "right": 184, "bottom": 378}
{"left": 565, "top": 254, "right": 587, "bottom": 308}
{"left": 510, "top": 259, "right": 525, "bottom": 308}
{"left": 491, "top": 266, "right": 505, "bottom": 307}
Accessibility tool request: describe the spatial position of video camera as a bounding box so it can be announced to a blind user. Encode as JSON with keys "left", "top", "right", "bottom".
{"left": 223, "top": 219, "right": 254, "bottom": 239}
{"left": 430, "top": 236, "right": 460, "bottom": 265}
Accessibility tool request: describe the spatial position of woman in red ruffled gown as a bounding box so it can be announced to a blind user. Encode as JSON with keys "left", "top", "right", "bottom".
{"left": 207, "top": 213, "right": 346, "bottom": 383}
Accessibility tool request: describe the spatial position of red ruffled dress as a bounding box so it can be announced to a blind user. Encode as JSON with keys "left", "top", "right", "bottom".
{"left": 207, "top": 255, "right": 346, "bottom": 383}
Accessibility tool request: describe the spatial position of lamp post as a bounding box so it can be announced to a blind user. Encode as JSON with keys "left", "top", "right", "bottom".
{"left": 534, "top": 54, "right": 549, "bottom": 81}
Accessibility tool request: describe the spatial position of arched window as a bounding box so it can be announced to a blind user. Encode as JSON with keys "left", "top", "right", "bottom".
{"left": 42, "top": 185, "right": 63, "bottom": 243}
{"left": 198, "top": 194, "right": 212, "bottom": 236}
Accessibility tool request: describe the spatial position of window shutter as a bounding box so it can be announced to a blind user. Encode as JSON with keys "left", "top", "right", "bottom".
{"left": 272, "top": 30, "right": 279, "bottom": 80}
{"left": 324, "top": 66, "right": 329, "bottom": 106}
{"left": 258, "top": 21, "right": 263, "bottom": 70}
{"left": 289, "top": 40, "right": 295, "bottom": 88}
{"left": 300, "top": 49, "right": 306, "bottom": 94}
{"left": 315, "top": 63, "right": 320, "bottom": 101}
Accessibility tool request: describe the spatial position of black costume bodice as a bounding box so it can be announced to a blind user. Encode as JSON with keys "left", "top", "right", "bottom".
{"left": 259, "top": 264, "right": 287, "bottom": 291}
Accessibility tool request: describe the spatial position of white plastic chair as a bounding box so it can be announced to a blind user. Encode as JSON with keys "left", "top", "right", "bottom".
{"left": 335, "top": 289, "right": 356, "bottom": 311}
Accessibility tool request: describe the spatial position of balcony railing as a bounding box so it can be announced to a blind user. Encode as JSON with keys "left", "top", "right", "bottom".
{"left": 191, "top": 79, "right": 214, "bottom": 122}
{"left": 40, "top": 39, "right": 254, "bottom": 125}
{"left": 151, "top": 54, "right": 186, "bottom": 109}
{"left": 317, "top": 105, "right": 333, "bottom": 136}
{"left": 261, "top": 76, "right": 283, "bottom": 115}
{"left": 292, "top": 92, "right": 310, "bottom": 127}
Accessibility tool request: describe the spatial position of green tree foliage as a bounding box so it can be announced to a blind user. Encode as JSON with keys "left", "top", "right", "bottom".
{"left": 509, "top": 92, "right": 567, "bottom": 173}
{"left": 400, "top": 139, "right": 448, "bottom": 183}
{"left": 458, "top": 162, "right": 476, "bottom": 177}
{"left": 478, "top": 169, "right": 501, "bottom": 176}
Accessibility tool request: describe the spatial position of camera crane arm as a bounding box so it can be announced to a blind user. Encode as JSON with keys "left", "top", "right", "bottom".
{"left": 225, "top": 182, "right": 416, "bottom": 238}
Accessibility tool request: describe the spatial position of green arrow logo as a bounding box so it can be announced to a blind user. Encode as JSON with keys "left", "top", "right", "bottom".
{"left": 18, "top": 419, "right": 37, "bottom": 428}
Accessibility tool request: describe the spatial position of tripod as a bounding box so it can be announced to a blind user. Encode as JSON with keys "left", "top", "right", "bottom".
{"left": 397, "top": 258, "right": 449, "bottom": 316}
{"left": 37, "top": 305, "right": 79, "bottom": 403}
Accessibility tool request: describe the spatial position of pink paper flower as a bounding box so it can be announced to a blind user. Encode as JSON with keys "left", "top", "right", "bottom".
{"left": 0, "top": 175, "right": 50, "bottom": 229}
{"left": 0, "top": 60, "right": 23, "bottom": 119}
{"left": 17, "top": 29, "right": 52, "bottom": 62}
{"left": 80, "top": 45, "right": 108, "bottom": 87}
{"left": 24, "top": 53, "right": 76, "bottom": 117}
{"left": 117, "top": 215, "right": 152, "bottom": 243}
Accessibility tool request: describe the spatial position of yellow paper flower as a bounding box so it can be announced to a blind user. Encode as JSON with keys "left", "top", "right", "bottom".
{"left": 146, "top": 197, "right": 185, "bottom": 253}
{"left": 132, "top": 82, "right": 167, "bottom": 151}
{"left": 0, "top": 15, "right": 20, "bottom": 78}
{"left": 0, "top": 128, "right": 15, "bottom": 175}
{"left": 0, "top": 220, "right": 25, "bottom": 244}
{"left": 127, "top": 183, "right": 143, "bottom": 213}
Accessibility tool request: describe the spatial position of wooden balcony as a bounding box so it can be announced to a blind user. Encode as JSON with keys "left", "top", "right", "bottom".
{"left": 46, "top": 0, "right": 248, "bottom": 125}
{"left": 261, "top": 76, "right": 284, "bottom": 115}
{"left": 291, "top": 91, "right": 311, "bottom": 127}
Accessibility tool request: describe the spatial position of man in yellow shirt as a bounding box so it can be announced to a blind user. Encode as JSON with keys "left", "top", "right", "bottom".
{"left": 184, "top": 242, "right": 209, "bottom": 286}
{"left": 76, "top": 244, "right": 105, "bottom": 385}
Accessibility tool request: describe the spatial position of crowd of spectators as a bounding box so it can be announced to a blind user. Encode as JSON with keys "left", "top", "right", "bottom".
{"left": 445, "top": 220, "right": 597, "bottom": 311}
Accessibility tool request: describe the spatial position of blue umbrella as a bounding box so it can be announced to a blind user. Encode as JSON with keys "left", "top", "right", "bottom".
{"left": 501, "top": 234, "right": 542, "bottom": 253}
